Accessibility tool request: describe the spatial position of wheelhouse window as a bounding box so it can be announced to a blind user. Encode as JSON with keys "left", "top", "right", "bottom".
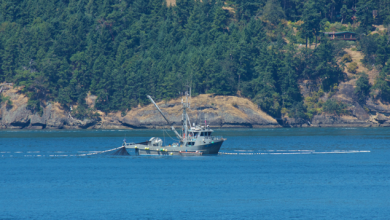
{"left": 187, "top": 142, "right": 195, "bottom": 146}
{"left": 200, "top": 132, "right": 212, "bottom": 136}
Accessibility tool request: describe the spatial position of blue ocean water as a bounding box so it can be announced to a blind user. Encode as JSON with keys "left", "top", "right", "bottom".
{"left": 1, "top": 128, "right": 389, "bottom": 219}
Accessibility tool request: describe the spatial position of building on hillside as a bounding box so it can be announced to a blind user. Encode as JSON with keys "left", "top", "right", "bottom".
{"left": 322, "top": 31, "right": 357, "bottom": 41}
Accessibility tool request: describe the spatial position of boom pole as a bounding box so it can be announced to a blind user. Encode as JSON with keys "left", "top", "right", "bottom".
{"left": 147, "top": 95, "right": 171, "bottom": 124}
{"left": 147, "top": 95, "right": 182, "bottom": 140}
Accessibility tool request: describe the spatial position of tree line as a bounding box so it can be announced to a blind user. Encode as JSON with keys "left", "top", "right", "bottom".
{"left": 0, "top": 0, "right": 389, "bottom": 119}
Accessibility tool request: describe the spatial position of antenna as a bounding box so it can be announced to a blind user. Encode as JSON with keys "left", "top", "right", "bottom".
{"left": 188, "top": 87, "right": 191, "bottom": 109}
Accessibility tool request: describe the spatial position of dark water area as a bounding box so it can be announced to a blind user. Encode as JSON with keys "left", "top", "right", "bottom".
{"left": 1, "top": 128, "right": 389, "bottom": 219}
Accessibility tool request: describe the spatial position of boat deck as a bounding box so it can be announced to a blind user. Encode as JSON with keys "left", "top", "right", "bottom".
{"left": 124, "top": 139, "right": 224, "bottom": 155}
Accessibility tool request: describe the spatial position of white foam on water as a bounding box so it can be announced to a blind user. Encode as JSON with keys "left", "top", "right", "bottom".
{"left": 39, "top": 146, "right": 124, "bottom": 157}
{"left": 220, "top": 150, "right": 371, "bottom": 155}
{"left": 3, "top": 146, "right": 127, "bottom": 158}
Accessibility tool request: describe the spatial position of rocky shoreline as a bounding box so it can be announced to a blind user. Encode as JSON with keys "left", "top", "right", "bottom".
{"left": 2, "top": 83, "right": 390, "bottom": 130}
{"left": 1, "top": 85, "right": 281, "bottom": 129}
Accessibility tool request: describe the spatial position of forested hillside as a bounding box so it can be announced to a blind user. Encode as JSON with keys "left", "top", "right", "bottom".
{"left": 1, "top": 0, "right": 390, "bottom": 121}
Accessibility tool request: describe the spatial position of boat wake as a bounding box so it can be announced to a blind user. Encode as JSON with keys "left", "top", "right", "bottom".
{"left": 219, "top": 150, "right": 370, "bottom": 155}
{"left": 1, "top": 146, "right": 129, "bottom": 158}
{"left": 2, "top": 148, "right": 371, "bottom": 157}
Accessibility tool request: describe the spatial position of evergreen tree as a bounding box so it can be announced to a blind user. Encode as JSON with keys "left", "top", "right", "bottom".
{"left": 355, "top": 72, "right": 371, "bottom": 104}
{"left": 300, "top": 0, "right": 321, "bottom": 48}
{"left": 303, "top": 39, "right": 343, "bottom": 91}
{"left": 356, "top": 0, "right": 376, "bottom": 33}
{"left": 374, "top": 62, "right": 390, "bottom": 101}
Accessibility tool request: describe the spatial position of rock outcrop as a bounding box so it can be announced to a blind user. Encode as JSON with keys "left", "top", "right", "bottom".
{"left": 115, "top": 95, "right": 279, "bottom": 129}
{"left": 310, "top": 115, "right": 371, "bottom": 127}
{"left": 0, "top": 85, "right": 101, "bottom": 129}
{"left": 291, "top": 77, "right": 390, "bottom": 128}
{"left": 0, "top": 85, "right": 280, "bottom": 129}
{"left": 319, "top": 77, "right": 390, "bottom": 127}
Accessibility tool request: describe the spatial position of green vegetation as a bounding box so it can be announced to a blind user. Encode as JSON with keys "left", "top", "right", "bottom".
{"left": 355, "top": 72, "right": 371, "bottom": 104}
{"left": 288, "top": 101, "right": 308, "bottom": 120}
{"left": 0, "top": 94, "right": 12, "bottom": 107}
{"left": 0, "top": 0, "right": 390, "bottom": 120}
{"left": 323, "top": 99, "right": 348, "bottom": 115}
{"left": 359, "top": 33, "right": 390, "bottom": 69}
{"left": 341, "top": 54, "right": 352, "bottom": 63}
{"left": 373, "top": 64, "right": 390, "bottom": 102}
{"left": 303, "top": 89, "right": 324, "bottom": 119}
{"left": 301, "top": 84, "right": 348, "bottom": 118}
{"left": 347, "top": 62, "right": 358, "bottom": 73}
{"left": 72, "top": 105, "right": 101, "bottom": 121}
{"left": 323, "top": 22, "right": 354, "bottom": 32}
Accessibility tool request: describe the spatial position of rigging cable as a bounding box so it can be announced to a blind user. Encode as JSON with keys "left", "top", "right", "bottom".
{"left": 163, "top": 128, "right": 179, "bottom": 142}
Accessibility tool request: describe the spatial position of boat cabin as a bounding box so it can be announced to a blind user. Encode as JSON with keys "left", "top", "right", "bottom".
{"left": 179, "top": 125, "right": 218, "bottom": 146}
{"left": 188, "top": 125, "right": 213, "bottom": 137}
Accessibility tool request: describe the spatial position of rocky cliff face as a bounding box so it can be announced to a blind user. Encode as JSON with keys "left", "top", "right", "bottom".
{"left": 290, "top": 71, "right": 390, "bottom": 128}
{"left": 0, "top": 85, "right": 279, "bottom": 129}
{"left": 2, "top": 77, "right": 390, "bottom": 129}
{"left": 0, "top": 85, "right": 99, "bottom": 129}
{"left": 116, "top": 94, "right": 279, "bottom": 129}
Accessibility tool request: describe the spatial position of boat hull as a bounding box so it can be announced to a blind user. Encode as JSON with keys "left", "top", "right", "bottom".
{"left": 127, "top": 140, "right": 224, "bottom": 156}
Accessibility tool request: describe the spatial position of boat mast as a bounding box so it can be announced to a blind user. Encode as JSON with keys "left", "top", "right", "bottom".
{"left": 182, "top": 92, "right": 189, "bottom": 146}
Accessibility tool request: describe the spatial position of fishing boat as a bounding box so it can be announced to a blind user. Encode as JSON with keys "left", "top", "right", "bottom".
{"left": 123, "top": 93, "right": 225, "bottom": 155}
